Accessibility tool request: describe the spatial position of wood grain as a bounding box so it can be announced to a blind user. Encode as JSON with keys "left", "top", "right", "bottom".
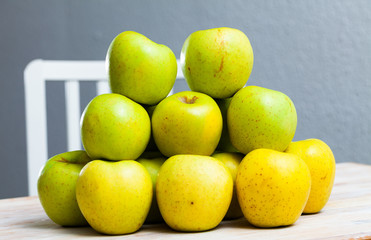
{"left": 1, "top": 162, "right": 371, "bottom": 240}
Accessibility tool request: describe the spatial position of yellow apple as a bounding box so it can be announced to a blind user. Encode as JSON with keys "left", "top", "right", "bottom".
{"left": 285, "top": 139, "right": 336, "bottom": 213}
{"left": 156, "top": 155, "right": 233, "bottom": 231}
{"left": 76, "top": 160, "right": 152, "bottom": 235}
{"left": 236, "top": 149, "right": 311, "bottom": 227}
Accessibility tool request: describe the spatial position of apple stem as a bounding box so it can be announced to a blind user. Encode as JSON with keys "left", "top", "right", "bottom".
{"left": 178, "top": 96, "right": 198, "bottom": 104}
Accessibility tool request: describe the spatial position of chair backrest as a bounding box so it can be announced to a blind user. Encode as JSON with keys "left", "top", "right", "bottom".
{"left": 24, "top": 59, "right": 184, "bottom": 196}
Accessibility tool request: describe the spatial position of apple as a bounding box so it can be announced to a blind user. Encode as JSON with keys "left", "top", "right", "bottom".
{"left": 215, "top": 98, "right": 239, "bottom": 152}
{"left": 106, "top": 31, "right": 177, "bottom": 105}
{"left": 80, "top": 93, "right": 151, "bottom": 161}
{"left": 76, "top": 160, "right": 152, "bottom": 235}
{"left": 236, "top": 149, "right": 311, "bottom": 227}
{"left": 37, "top": 150, "right": 91, "bottom": 226}
{"left": 212, "top": 152, "right": 244, "bottom": 219}
{"left": 180, "top": 27, "right": 254, "bottom": 99}
{"left": 152, "top": 91, "right": 222, "bottom": 157}
{"left": 144, "top": 104, "right": 159, "bottom": 152}
{"left": 137, "top": 155, "right": 166, "bottom": 224}
{"left": 285, "top": 139, "right": 336, "bottom": 213}
{"left": 156, "top": 155, "right": 233, "bottom": 231}
{"left": 228, "top": 86, "right": 297, "bottom": 154}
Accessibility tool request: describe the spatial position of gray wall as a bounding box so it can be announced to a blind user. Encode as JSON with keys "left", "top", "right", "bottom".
{"left": 0, "top": 0, "right": 370, "bottom": 199}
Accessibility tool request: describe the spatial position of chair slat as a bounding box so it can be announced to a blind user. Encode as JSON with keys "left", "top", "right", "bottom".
{"left": 96, "top": 80, "right": 110, "bottom": 96}
{"left": 24, "top": 60, "right": 48, "bottom": 196}
{"left": 65, "top": 81, "right": 82, "bottom": 151}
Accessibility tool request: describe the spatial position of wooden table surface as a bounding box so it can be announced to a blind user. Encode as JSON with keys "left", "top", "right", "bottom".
{"left": 1, "top": 162, "right": 371, "bottom": 240}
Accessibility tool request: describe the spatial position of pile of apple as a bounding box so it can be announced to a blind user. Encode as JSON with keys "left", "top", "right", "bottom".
{"left": 37, "top": 27, "right": 336, "bottom": 235}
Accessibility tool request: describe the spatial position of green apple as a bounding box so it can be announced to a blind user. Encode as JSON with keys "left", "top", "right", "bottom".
{"left": 215, "top": 98, "right": 239, "bottom": 152}
{"left": 180, "top": 27, "right": 254, "bottom": 99}
{"left": 144, "top": 104, "right": 159, "bottom": 152}
{"left": 76, "top": 160, "right": 152, "bottom": 235}
{"left": 212, "top": 152, "right": 244, "bottom": 219}
{"left": 137, "top": 155, "right": 166, "bottom": 224}
{"left": 81, "top": 93, "right": 151, "bottom": 161}
{"left": 37, "top": 150, "right": 91, "bottom": 226}
{"left": 156, "top": 155, "right": 233, "bottom": 232}
{"left": 228, "top": 86, "right": 297, "bottom": 154}
{"left": 106, "top": 31, "right": 177, "bottom": 105}
{"left": 285, "top": 139, "right": 336, "bottom": 213}
{"left": 152, "top": 91, "right": 223, "bottom": 157}
{"left": 236, "top": 149, "right": 311, "bottom": 227}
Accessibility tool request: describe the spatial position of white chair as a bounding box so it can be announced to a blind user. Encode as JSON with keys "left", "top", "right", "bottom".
{"left": 24, "top": 59, "right": 184, "bottom": 196}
